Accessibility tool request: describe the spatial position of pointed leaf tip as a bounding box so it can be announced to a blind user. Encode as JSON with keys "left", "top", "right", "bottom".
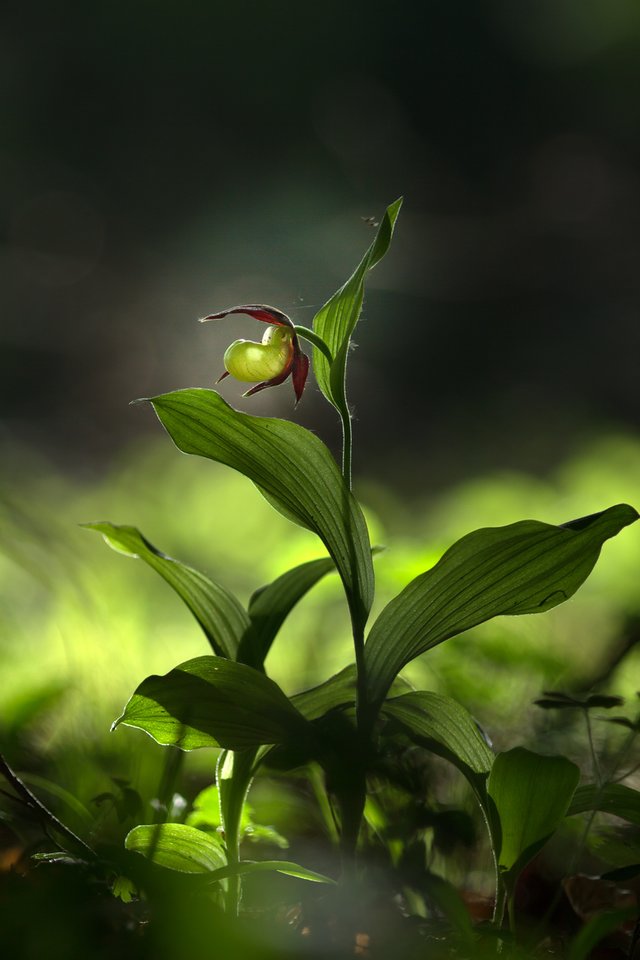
{"left": 129, "top": 397, "right": 151, "bottom": 407}
{"left": 364, "top": 504, "right": 639, "bottom": 711}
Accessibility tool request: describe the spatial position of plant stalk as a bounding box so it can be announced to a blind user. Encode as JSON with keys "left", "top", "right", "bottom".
{"left": 340, "top": 404, "right": 353, "bottom": 490}
{"left": 293, "top": 325, "right": 333, "bottom": 364}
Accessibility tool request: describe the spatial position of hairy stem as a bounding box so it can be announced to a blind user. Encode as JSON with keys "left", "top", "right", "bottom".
{"left": 293, "top": 325, "right": 333, "bottom": 364}
{"left": 340, "top": 404, "right": 353, "bottom": 490}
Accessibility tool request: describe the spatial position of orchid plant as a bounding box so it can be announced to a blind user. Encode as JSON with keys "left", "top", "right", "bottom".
{"left": 81, "top": 200, "right": 638, "bottom": 949}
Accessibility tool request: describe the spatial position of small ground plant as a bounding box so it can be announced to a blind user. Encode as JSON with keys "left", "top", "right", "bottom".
{"left": 2, "top": 201, "right": 639, "bottom": 958}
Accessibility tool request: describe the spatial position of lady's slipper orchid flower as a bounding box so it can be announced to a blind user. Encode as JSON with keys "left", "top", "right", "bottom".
{"left": 200, "top": 304, "right": 310, "bottom": 405}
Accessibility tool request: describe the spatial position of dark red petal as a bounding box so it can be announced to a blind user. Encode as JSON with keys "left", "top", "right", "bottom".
{"left": 215, "top": 370, "right": 231, "bottom": 384}
{"left": 291, "top": 349, "right": 310, "bottom": 405}
{"left": 242, "top": 363, "right": 293, "bottom": 397}
{"left": 200, "top": 304, "right": 292, "bottom": 328}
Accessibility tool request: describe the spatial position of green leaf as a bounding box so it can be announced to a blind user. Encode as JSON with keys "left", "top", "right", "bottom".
{"left": 125, "top": 822, "right": 226, "bottom": 873}
{"left": 312, "top": 199, "right": 403, "bottom": 411}
{"left": 84, "top": 522, "right": 248, "bottom": 659}
{"left": 125, "top": 824, "right": 334, "bottom": 884}
{"left": 291, "top": 665, "right": 358, "bottom": 720}
{"left": 291, "top": 665, "right": 413, "bottom": 721}
{"left": 203, "top": 859, "right": 335, "bottom": 885}
{"left": 568, "top": 783, "right": 640, "bottom": 826}
{"left": 364, "top": 505, "right": 638, "bottom": 711}
{"left": 237, "top": 557, "right": 335, "bottom": 668}
{"left": 382, "top": 691, "right": 494, "bottom": 778}
{"left": 113, "top": 655, "right": 312, "bottom": 751}
{"left": 488, "top": 747, "right": 580, "bottom": 884}
{"left": 144, "top": 388, "right": 374, "bottom": 633}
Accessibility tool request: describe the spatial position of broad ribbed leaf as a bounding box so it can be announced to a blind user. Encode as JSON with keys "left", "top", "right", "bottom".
{"left": 364, "top": 505, "right": 637, "bottom": 711}
{"left": 568, "top": 783, "right": 640, "bottom": 826}
{"left": 382, "top": 691, "right": 494, "bottom": 777}
{"left": 125, "top": 822, "right": 226, "bottom": 873}
{"left": 312, "top": 199, "right": 402, "bottom": 410}
{"left": 85, "top": 522, "right": 248, "bottom": 659}
{"left": 125, "top": 824, "right": 334, "bottom": 883}
{"left": 113, "top": 656, "right": 312, "bottom": 751}
{"left": 488, "top": 748, "right": 579, "bottom": 882}
{"left": 237, "top": 557, "right": 335, "bottom": 668}
{"left": 144, "top": 389, "right": 373, "bottom": 633}
{"left": 291, "top": 666, "right": 413, "bottom": 722}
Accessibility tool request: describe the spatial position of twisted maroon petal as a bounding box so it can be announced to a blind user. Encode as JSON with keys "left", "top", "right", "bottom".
{"left": 291, "top": 349, "right": 310, "bottom": 405}
{"left": 242, "top": 360, "right": 294, "bottom": 397}
{"left": 200, "top": 304, "right": 293, "bottom": 328}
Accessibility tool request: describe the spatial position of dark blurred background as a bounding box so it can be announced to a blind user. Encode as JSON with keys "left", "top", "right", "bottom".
{"left": 3, "top": 0, "right": 640, "bottom": 490}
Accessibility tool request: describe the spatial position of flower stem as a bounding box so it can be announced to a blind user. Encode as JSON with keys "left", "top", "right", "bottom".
{"left": 340, "top": 403, "right": 353, "bottom": 490}
{"left": 293, "top": 326, "right": 333, "bottom": 363}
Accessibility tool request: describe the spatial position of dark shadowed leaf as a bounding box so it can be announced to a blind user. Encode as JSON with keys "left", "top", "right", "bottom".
{"left": 488, "top": 747, "right": 580, "bottom": 884}
{"left": 364, "top": 505, "right": 638, "bottom": 711}
{"left": 125, "top": 822, "right": 226, "bottom": 873}
{"left": 113, "top": 656, "right": 313, "bottom": 751}
{"left": 568, "top": 783, "right": 640, "bottom": 826}
{"left": 566, "top": 907, "right": 636, "bottom": 960}
{"left": 143, "top": 389, "right": 374, "bottom": 633}
{"left": 237, "top": 557, "right": 335, "bottom": 668}
{"left": 312, "top": 199, "right": 402, "bottom": 411}
{"left": 291, "top": 665, "right": 357, "bottom": 721}
{"left": 84, "top": 522, "right": 248, "bottom": 659}
{"left": 291, "top": 666, "right": 413, "bottom": 722}
{"left": 534, "top": 690, "right": 625, "bottom": 711}
{"left": 382, "top": 691, "right": 494, "bottom": 779}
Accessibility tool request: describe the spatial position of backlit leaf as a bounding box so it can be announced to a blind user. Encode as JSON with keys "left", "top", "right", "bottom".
{"left": 113, "top": 656, "right": 312, "bottom": 751}
{"left": 125, "top": 822, "right": 226, "bottom": 873}
{"left": 312, "top": 199, "right": 402, "bottom": 411}
{"left": 237, "top": 557, "right": 335, "bottom": 668}
{"left": 84, "top": 522, "right": 248, "bottom": 659}
{"left": 488, "top": 747, "right": 580, "bottom": 883}
{"left": 144, "top": 389, "right": 374, "bottom": 633}
{"left": 204, "top": 859, "right": 335, "bottom": 885}
{"left": 364, "top": 505, "right": 638, "bottom": 711}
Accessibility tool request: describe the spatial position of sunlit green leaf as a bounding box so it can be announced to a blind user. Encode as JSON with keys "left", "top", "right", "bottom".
{"left": 364, "top": 505, "right": 638, "bottom": 711}
{"left": 382, "top": 691, "right": 494, "bottom": 777}
{"left": 84, "top": 522, "right": 248, "bottom": 659}
{"left": 488, "top": 747, "right": 580, "bottom": 883}
{"left": 312, "top": 199, "right": 402, "bottom": 411}
{"left": 125, "top": 822, "right": 333, "bottom": 884}
{"left": 144, "top": 389, "right": 374, "bottom": 632}
{"left": 125, "top": 822, "right": 226, "bottom": 873}
{"left": 237, "top": 557, "right": 335, "bottom": 668}
{"left": 568, "top": 783, "right": 640, "bottom": 826}
{"left": 204, "top": 859, "right": 335, "bottom": 885}
{"left": 113, "top": 655, "right": 313, "bottom": 751}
